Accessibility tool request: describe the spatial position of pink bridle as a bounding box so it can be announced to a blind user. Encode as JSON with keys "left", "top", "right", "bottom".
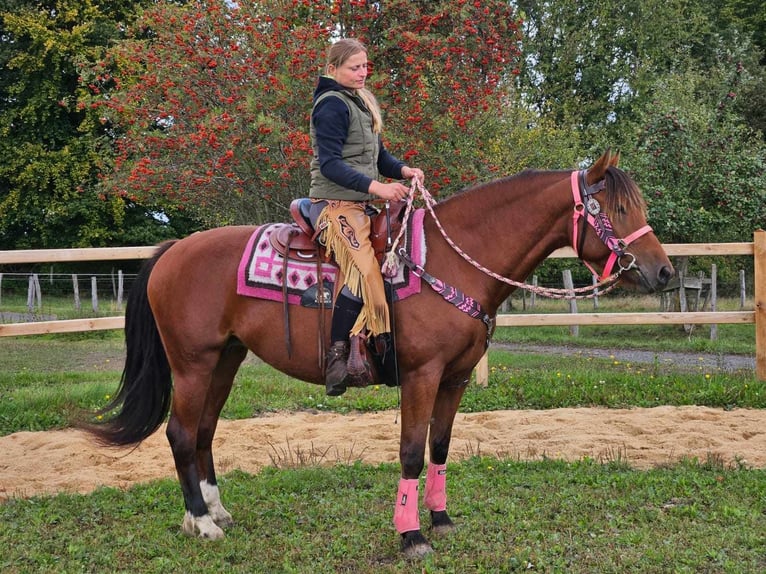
{"left": 570, "top": 170, "right": 652, "bottom": 281}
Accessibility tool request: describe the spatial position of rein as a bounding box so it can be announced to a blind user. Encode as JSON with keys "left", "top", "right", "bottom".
{"left": 388, "top": 173, "right": 651, "bottom": 302}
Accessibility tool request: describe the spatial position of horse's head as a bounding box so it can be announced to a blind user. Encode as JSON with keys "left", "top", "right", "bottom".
{"left": 573, "top": 150, "right": 674, "bottom": 293}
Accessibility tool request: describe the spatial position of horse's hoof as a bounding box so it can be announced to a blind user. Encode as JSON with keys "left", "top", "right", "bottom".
{"left": 212, "top": 512, "right": 234, "bottom": 528}
{"left": 400, "top": 530, "right": 433, "bottom": 559}
{"left": 208, "top": 505, "right": 234, "bottom": 528}
{"left": 182, "top": 512, "right": 225, "bottom": 540}
{"left": 430, "top": 510, "right": 456, "bottom": 536}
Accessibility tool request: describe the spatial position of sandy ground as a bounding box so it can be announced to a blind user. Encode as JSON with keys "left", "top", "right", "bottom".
{"left": 3, "top": 405, "right": 766, "bottom": 500}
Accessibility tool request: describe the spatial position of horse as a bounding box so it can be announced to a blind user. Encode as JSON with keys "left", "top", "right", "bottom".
{"left": 86, "top": 150, "right": 673, "bottom": 558}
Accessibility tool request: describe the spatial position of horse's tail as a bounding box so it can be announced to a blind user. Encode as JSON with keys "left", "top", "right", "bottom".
{"left": 85, "top": 241, "right": 177, "bottom": 446}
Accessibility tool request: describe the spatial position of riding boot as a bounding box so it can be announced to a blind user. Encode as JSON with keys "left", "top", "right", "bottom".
{"left": 325, "top": 294, "right": 364, "bottom": 396}
{"left": 325, "top": 341, "right": 350, "bottom": 396}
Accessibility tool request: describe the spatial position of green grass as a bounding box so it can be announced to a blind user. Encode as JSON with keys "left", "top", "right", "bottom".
{"left": 0, "top": 313, "right": 760, "bottom": 436}
{"left": 1, "top": 341, "right": 761, "bottom": 437}
{"left": 2, "top": 460, "right": 765, "bottom": 573}
{"left": 0, "top": 291, "right": 127, "bottom": 321}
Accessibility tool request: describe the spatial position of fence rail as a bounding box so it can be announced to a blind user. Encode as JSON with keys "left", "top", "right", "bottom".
{"left": 1, "top": 232, "right": 764, "bottom": 380}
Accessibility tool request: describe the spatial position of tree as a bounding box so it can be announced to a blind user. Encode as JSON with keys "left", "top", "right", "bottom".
{"left": 88, "top": 0, "right": 526, "bottom": 227}
{"left": 0, "top": 0, "right": 189, "bottom": 249}
{"left": 513, "top": 0, "right": 766, "bottom": 153}
{"left": 628, "top": 68, "right": 766, "bottom": 245}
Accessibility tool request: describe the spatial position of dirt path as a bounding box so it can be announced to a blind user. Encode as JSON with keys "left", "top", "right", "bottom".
{"left": 3, "top": 405, "right": 766, "bottom": 500}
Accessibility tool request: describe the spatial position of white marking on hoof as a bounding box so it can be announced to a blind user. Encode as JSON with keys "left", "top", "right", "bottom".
{"left": 200, "top": 480, "right": 234, "bottom": 528}
{"left": 182, "top": 511, "right": 225, "bottom": 540}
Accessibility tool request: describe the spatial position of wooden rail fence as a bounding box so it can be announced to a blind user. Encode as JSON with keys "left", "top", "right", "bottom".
{"left": 1, "top": 232, "right": 764, "bottom": 381}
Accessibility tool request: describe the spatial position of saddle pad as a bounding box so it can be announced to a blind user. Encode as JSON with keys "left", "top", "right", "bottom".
{"left": 237, "top": 208, "right": 426, "bottom": 305}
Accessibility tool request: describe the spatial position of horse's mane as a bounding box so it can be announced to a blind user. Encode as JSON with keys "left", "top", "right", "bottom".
{"left": 438, "top": 169, "right": 563, "bottom": 202}
{"left": 437, "top": 165, "right": 646, "bottom": 219}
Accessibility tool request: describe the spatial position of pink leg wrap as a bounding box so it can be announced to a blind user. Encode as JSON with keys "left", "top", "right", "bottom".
{"left": 393, "top": 478, "right": 420, "bottom": 533}
{"left": 424, "top": 463, "right": 447, "bottom": 512}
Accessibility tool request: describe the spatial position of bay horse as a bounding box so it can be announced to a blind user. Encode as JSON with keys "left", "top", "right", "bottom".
{"left": 87, "top": 150, "right": 673, "bottom": 558}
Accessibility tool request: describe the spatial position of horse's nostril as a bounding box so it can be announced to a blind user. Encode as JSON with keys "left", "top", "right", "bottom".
{"left": 658, "top": 266, "right": 674, "bottom": 287}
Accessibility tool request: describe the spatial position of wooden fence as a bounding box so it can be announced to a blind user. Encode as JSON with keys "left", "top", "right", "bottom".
{"left": 1, "top": 233, "right": 764, "bottom": 381}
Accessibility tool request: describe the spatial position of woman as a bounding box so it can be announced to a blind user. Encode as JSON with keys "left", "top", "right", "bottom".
{"left": 309, "top": 38, "right": 424, "bottom": 396}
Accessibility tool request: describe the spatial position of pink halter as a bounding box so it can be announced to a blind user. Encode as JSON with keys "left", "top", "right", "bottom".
{"left": 570, "top": 170, "right": 652, "bottom": 280}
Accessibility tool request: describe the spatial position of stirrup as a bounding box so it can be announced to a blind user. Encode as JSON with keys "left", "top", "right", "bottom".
{"left": 346, "top": 334, "right": 373, "bottom": 388}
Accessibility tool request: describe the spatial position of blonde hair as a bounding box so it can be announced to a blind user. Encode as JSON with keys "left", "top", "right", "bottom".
{"left": 325, "top": 39, "right": 383, "bottom": 133}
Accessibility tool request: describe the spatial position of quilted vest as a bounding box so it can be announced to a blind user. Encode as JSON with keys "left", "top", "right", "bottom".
{"left": 309, "top": 90, "right": 379, "bottom": 201}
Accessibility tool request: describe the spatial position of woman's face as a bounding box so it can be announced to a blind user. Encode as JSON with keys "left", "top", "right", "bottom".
{"left": 329, "top": 51, "right": 368, "bottom": 90}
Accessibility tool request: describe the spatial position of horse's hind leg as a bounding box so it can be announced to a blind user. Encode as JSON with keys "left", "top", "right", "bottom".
{"left": 165, "top": 346, "right": 235, "bottom": 540}
{"left": 425, "top": 381, "right": 468, "bottom": 535}
{"left": 196, "top": 342, "right": 248, "bottom": 529}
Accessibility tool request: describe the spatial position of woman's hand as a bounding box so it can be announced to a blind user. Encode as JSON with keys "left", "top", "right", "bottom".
{"left": 401, "top": 166, "right": 425, "bottom": 183}
{"left": 368, "top": 180, "right": 410, "bottom": 202}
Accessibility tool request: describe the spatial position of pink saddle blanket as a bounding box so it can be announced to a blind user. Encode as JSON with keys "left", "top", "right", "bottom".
{"left": 236, "top": 208, "right": 426, "bottom": 306}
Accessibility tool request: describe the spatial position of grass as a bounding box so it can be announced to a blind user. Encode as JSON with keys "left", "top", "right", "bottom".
{"left": 2, "top": 460, "right": 765, "bottom": 573}
{"left": 0, "top": 298, "right": 762, "bottom": 571}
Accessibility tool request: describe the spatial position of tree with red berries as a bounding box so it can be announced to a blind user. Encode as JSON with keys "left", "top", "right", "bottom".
{"left": 86, "top": 0, "right": 525, "bottom": 226}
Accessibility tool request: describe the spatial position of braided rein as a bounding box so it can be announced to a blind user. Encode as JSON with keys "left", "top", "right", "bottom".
{"left": 386, "top": 178, "right": 624, "bottom": 301}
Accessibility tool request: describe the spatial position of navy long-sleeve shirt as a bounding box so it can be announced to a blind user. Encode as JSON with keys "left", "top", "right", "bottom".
{"left": 311, "top": 76, "right": 404, "bottom": 194}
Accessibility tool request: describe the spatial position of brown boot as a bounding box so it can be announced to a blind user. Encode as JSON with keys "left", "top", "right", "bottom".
{"left": 325, "top": 341, "right": 350, "bottom": 396}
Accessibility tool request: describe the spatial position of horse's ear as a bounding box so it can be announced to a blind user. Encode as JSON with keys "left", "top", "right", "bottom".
{"left": 586, "top": 149, "right": 613, "bottom": 185}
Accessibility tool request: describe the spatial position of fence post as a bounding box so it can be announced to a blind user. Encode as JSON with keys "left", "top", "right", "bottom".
{"left": 72, "top": 274, "right": 81, "bottom": 311}
{"left": 27, "top": 274, "right": 41, "bottom": 313}
{"left": 27, "top": 276, "right": 33, "bottom": 312}
{"left": 563, "top": 270, "right": 578, "bottom": 336}
{"left": 91, "top": 276, "right": 98, "bottom": 313}
{"left": 710, "top": 264, "right": 718, "bottom": 341}
{"left": 740, "top": 270, "right": 747, "bottom": 309}
{"left": 754, "top": 230, "right": 765, "bottom": 381}
{"left": 117, "top": 270, "right": 124, "bottom": 311}
{"left": 475, "top": 352, "right": 489, "bottom": 387}
{"left": 34, "top": 274, "right": 41, "bottom": 310}
{"left": 592, "top": 275, "right": 599, "bottom": 310}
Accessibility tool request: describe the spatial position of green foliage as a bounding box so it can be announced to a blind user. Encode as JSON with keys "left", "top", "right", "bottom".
{"left": 0, "top": 0, "right": 183, "bottom": 249}
{"left": 627, "top": 69, "right": 766, "bottom": 244}
{"left": 515, "top": 0, "right": 712, "bottom": 144}
{"left": 1, "top": 0, "right": 764, "bottom": 247}
{"left": 514, "top": 0, "right": 765, "bottom": 257}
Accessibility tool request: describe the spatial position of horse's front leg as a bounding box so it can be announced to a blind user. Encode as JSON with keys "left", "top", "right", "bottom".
{"left": 395, "top": 374, "right": 441, "bottom": 558}
{"left": 425, "top": 380, "right": 468, "bottom": 535}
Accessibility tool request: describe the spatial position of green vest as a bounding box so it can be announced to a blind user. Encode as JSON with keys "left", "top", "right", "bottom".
{"left": 309, "top": 90, "right": 379, "bottom": 201}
